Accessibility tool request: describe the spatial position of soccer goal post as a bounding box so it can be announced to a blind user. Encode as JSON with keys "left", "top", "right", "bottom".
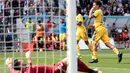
{"left": 66, "top": 0, "right": 77, "bottom": 73}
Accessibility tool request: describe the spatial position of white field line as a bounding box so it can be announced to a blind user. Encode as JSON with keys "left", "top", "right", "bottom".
{"left": 91, "top": 66, "right": 130, "bottom": 70}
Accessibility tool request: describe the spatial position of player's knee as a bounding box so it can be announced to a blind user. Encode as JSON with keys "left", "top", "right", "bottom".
{"left": 92, "top": 41, "right": 96, "bottom": 45}
{"left": 105, "top": 42, "right": 115, "bottom": 49}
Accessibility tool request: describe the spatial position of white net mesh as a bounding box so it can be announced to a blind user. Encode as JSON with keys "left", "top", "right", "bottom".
{"left": 0, "top": 0, "right": 67, "bottom": 73}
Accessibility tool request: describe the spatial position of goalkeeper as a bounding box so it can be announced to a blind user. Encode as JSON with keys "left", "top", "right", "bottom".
{"left": 6, "top": 51, "right": 102, "bottom": 73}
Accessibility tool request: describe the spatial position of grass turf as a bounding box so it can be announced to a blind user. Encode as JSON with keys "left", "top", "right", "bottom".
{"left": 0, "top": 49, "right": 130, "bottom": 73}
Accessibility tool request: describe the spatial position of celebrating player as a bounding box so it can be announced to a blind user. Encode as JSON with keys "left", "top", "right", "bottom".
{"left": 88, "top": 0, "right": 123, "bottom": 63}
{"left": 76, "top": 6, "right": 92, "bottom": 58}
{"left": 6, "top": 51, "right": 102, "bottom": 73}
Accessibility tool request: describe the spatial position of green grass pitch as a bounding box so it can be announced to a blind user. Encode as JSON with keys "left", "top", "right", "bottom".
{"left": 0, "top": 49, "right": 130, "bottom": 73}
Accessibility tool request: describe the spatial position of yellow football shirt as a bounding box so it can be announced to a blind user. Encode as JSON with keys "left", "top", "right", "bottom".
{"left": 93, "top": 9, "right": 104, "bottom": 28}
{"left": 76, "top": 14, "right": 86, "bottom": 32}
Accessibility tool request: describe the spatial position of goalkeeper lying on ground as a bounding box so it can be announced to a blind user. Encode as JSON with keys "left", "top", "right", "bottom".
{"left": 6, "top": 51, "right": 102, "bottom": 73}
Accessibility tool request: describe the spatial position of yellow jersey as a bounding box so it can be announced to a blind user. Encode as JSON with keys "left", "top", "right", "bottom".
{"left": 25, "top": 21, "right": 34, "bottom": 32}
{"left": 93, "top": 9, "right": 104, "bottom": 29}
{"left": 76, "top": 14, "right": 86, "bottom": 32}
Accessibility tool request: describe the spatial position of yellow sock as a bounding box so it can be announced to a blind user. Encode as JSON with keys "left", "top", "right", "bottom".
{"left": 92, "top": 51, "right": 97, "bottom": 59}
{"left": 62, "top": 42, "right": 65, "bottom": 50}
{"left": 76, "top": 44, "right": 80, "bottom": 55}
{"left": 88, "top": 43, "right": 92, "bottom": 52}
{"left": 112, "top": 48, "right": 119, "bottom": 55}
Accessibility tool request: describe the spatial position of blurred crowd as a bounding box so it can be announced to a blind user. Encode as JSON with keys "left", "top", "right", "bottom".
{"left": 78, "top": 0, "right": 130, "bottom": 16}
{"left": 109, "top": 23, "right": 130, "bottom": 48}
{"left": 0, "top": 0, "right": 130, "bottom": 50}
{"left": 1, "top": 0, "right": 130, "bottom": 25}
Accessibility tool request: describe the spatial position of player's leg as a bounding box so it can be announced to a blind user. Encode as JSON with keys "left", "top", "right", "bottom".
{"left": 37, "top": 37, "right": 43, "bottom": 52}
{"left": 76, "top": 40, "right": 81, "bottom": 57}
{"left": 76, "top": 31, "right": 81, "bottom": 57}
{"left": 77, "top": 59, "right": 102, "bottom": 73}
{"left": 62, "top": 33, "right": 66, "bottom": 50}
{"left": 81, "top": 32, "right": 92, "bottom": 52}
{"left": 102, "top": 30, "right": 123, "bottom": 63}
{"left": 59, "top": 33, "right": 66, "bottom": 50}
{"left": 62, "top": 57, "right": 102, "bottom": 73}
{"left": 89, "top": 28, "right": 105, "bottom": 63}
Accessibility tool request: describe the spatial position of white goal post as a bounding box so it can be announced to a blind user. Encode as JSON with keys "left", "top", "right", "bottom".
{"left": 66, "top": 0, "right": 77, "bottom": 73}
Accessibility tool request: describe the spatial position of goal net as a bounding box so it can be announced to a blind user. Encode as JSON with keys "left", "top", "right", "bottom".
{"left": 0, "top": 0, "right": 77, "bottom": 73}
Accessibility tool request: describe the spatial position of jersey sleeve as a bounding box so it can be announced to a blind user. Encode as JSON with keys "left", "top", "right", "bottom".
{"left": 93, "top": 10, "right": 100, "bottom": 18}
{"left": 8, "top": 64, "right": 19, "bottom": 73}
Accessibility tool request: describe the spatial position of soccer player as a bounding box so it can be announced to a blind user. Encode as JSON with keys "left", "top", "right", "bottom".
{"left": 59, "top": 18, "right": 66, "bottom": 50}
{"left": 76, "top": 6, "right": 92, "bottom": 58}
{"left": 6, "top": 51, "right": 102, "bottom": 73}
{"left": 88, "top": 0, "right": 123, "bottom": 63}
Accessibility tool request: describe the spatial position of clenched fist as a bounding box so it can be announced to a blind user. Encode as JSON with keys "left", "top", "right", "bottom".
{"left": 5, "top": 58, "right": 12, "bottom": 65}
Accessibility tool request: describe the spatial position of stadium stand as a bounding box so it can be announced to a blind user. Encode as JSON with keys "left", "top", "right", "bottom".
{"left": 0, "top": 0, "right": 130, "bottom": 51}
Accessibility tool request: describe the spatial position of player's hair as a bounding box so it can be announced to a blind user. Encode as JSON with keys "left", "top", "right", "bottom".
{"left": 94, "top": 0, "right": 102, "bottom": 7}
{"left": 38, "top": 19, "right": 41, "bottom": 23}
{"left": 60, "top": 18, "right": 65, "bottom": 21}
{"left": 29, "top": 18, "right": 31, "bottom": 20}
{"left": 76, "top": 6, "right": 81, "bottom": 14}
{"left": 12, "top": 59, "right": 21, "bottom": 70}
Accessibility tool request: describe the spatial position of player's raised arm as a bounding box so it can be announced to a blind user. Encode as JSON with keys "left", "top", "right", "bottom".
{"left": 25, "top": 51, "right": 32, "bottom": 64}
{"left": 25, "top": 51, "right": 33, "bottom": 73}
{"left": 89, "top": 7, "right": 95, "bottom": 19}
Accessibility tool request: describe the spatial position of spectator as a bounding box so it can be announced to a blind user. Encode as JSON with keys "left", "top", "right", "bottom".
{"left": 25, "top": 18, "right": 34, "bottom": 42}
{"left": 47, "top": 33, "right": 59, "bottom": 50}
{"left": 4, "top": 0, "right": 10, "bottom": 24}
{"left": 79, "top": 0, "right": 87, "bottom": 10}
{"left": 12, "top": 0, "right": 19, "bottom": 24}
{"left": 12, "top": 0, "right": 19, "bottom": 9}
{"left": 20, "top": 0, "right": 25, "bottom": 16}
{"left": 47, "top": 17, "right": 53, "bottom": 31}
{"left": 28, "top": 3, "right": 35, "bottom": 15}
{"left": 117, "top": 4, "right": 124, "bottom": 15}
{"left": 5, "top": 26, "right": 13, "bottom": 50}
{"left": 54, "top": 0, "right": 59, "bottom": 7}
{"left": 111, "top": 2, "right": 118, "bottom": 15}
{"left": 59, "top": 10, "right": 65, "bottom": 16}
{"left": 47, "top": 17, "right": 56, "bottom": 31}
{"left": 122, "top": 24, "right": 129, "bottom": 41}
{"left": 104, "top": 1, "right": 111, "bottom": 15}
{"left": 85, "top": 4, "right": 91, "bottom": 15}
{"left": 124, "top": 4, "right": 130, "bottom": 13}
{"left": 122, "top": 0, "right": 127, "bottom": 6}
{"left": 110, "top": 23, "right": 117, "bottom": 38}
{"left": 0, "top": 0, "right": 4, "bottom": 13}
{"left": 124, "top": 10, "right": 130, "bottom": 16}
